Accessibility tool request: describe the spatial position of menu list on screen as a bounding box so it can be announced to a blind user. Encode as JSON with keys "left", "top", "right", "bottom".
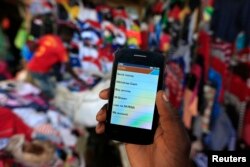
{"left": 111, "top": 63, "right": 160, "bottom": 130}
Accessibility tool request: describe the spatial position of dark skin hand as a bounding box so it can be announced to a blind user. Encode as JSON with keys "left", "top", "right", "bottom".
{"left": 65, "top": 62, "right": 86, "bottom": 85}
{"left": 96, "top": 88, "right": 191, "bottom": 167}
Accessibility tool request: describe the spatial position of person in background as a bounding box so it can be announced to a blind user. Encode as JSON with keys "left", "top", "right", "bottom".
{"left": 96, "top": 89, "right": 191, "bottom": 167}
{"left": 27, "top": 24, "right": 85, "bottom": 99}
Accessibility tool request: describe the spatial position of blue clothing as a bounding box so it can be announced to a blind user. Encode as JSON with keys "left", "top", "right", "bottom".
{"left": 211, "top": 0, "right": 243, "bottom": 42}
{"left": 211, "top": 0, "right": 250, "bottom": 45}
{"left": 205, "top": 107, "right": 236, "bottom": 151}
{"left": 208, "top": 68, "right": 222, "bottom": 126}
{"left": 21, "top": 44, "right": 34, "bottom": 61}
{"left": 30, "top": 72, "right": 56, "bottom": 99}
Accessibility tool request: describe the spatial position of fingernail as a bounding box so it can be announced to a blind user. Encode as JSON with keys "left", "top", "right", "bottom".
{"left": 162, "top": 93, "right": 169, "bottom": 103}
{"left": 100, "top": 89, "right": 107, "bottom": 95}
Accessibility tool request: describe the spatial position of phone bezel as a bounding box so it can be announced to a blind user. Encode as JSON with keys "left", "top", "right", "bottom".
{"left": 106, "top": 49, "right": 165, "bottom": 145}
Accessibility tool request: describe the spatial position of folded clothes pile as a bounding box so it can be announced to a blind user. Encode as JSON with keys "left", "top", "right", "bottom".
{"left": 0, "top": 81, "right": 85, "bottom": 167}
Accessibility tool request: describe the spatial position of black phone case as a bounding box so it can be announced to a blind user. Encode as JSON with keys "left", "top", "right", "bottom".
{"left": 105, "top": 48, "right": 165, "bottom": 145}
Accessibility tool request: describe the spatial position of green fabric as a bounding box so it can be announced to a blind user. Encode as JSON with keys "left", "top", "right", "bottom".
{"left": 104, "top": 35, "right": 113, "bottom": 44}
{"left": 205, "top": 6, "right": 214, "bottom": 16}
{"left": 0, "top": 27, "right": 9, "bottom": 60}
{"left": 161, "top": 10, "right": 168, "bottom": 29}
{"left": 14, "top": 24, "right": 28, "bottom": 49}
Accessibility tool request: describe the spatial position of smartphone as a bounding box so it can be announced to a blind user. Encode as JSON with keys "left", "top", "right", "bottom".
{"left": 105, "top": 48, "right": 165, "bottom": 145}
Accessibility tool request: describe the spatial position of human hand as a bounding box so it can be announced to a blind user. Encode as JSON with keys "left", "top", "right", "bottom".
{"left": 96, "top": 89, "right": 191, "bottom": 167}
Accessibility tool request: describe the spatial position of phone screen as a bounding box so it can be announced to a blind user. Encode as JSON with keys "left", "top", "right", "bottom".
{"left": 111, "top": 63, "right": 160, "bottom": 130}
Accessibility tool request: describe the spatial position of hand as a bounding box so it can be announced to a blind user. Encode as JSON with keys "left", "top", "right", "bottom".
{"left": 96, "top": 89, "right": 191, "bottom": 167}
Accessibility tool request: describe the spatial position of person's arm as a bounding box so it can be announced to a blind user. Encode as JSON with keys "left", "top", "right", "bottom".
{"left": 65, "top": 62, "right": 86, "bottom": 85}
{"left": 60, "top": 46, "right": 86, "bottom": 85}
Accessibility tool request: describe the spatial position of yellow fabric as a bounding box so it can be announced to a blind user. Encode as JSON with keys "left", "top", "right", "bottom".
{"left": 61, "top": 2, "right": 71, "bottom": 14}
{"left": 131, "top": 25, "right": 140, "bottom": 32}
{"left": 179, "top": 7, "right": 191, "bottom": 22}
{"left": 127, "top": 38, "right": 138, "bottom": 46}
{"left": 61, "top": 2, "right": 79, "bottom": 20}
{"left": 70, "top": 6, "right": 80, "bottom": 19}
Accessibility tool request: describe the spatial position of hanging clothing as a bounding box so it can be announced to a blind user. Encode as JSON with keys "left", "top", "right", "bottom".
{"left": 240, "top": 0, "right": 250, "bottom": 46}
{"left": 0, "top": 27, "right": 10, "bottom": 60}
{"left": 208, "top": 68, "right": 222, "bottom": 126}
{"left": 211, "top": 0, "right": 243, "bottom": 42}
{"left": 165, "top": 60, "right": 185, "bottom": 109}
{"left": 205, "top": 106, "right": 236, "bottom": 151}
{"left": 242, "top": 106, "right": 250, "bottom": 146}
{"left": 201, "top": 85, "right": 216, "bottom": 133}
{"left": 197, "top": 31, "right": 211, "bottom": 81}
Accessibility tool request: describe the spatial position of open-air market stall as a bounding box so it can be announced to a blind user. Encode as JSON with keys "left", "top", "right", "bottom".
{"left": 0, "top": 0, "right": 250, "bottom": 167}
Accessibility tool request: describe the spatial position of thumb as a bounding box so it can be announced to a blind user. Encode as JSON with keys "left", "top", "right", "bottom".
{"left": 156, "top": 91, "right": 181, "bottom": 131}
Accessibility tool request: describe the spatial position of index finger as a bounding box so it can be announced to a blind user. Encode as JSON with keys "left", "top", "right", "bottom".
{"left": 156, "top": 91, "right": 182, "bottom": 130}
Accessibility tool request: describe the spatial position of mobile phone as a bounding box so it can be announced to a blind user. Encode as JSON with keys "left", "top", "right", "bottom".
{"left": 105, "top": 48, "right": 165, "bottom": 145}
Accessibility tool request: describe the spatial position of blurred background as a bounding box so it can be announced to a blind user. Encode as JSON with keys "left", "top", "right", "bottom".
{"left": 0, "top": 0, "right": 249, "bottom": 167}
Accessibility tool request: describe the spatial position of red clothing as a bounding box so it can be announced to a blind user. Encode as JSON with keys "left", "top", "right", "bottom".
{"left": 141, "top": 31, "right": 149, "bottom": 50}
{"left": 152, "top": 1, "right": 164, "bottom": 14}
{"left": 28, "top": 35, "right": 68, "bottom": 74}
{"left": 126, "top": 30, "right": 142, "bottom": 45}
{"left": 0, "top": 61, "right": 12, "bottom": 79}
{"left": 168, "top": 6, "right": 181, "bottom": 21}
{"left": 242, "top": 107, "right": 250, "bottom": 146}
{"left": 0, "top": 107, "right": 32, "bottom": 140}
{"left": 160, "top": 33, "right": 170, "bottom": 52}
{"left": 112, "top": 8, "right": 128, "bottom": 19}
{"left": 227, "top": 73, "right": 250, "bottom": 101}
{"left": 165, "top": 62, "right": 184, "bottom": 108}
